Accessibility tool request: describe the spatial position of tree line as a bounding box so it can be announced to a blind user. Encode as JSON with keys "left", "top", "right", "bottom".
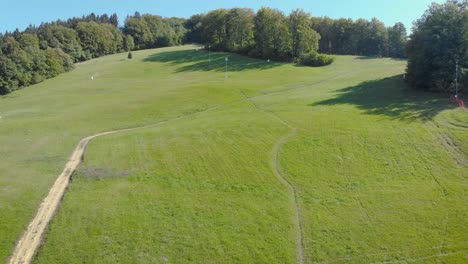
{"left": 1, "top": 1, "right": 465, "bottom": 95}
{"left": 123, "top": 12, "right": 187, "bottom": 50}
{"left": 311, "top": 17, "right": 407, "bottom": 58}
{"left": 0, "top": 12, "right": 187, "bottom": 95}
{"left": 188, "top": 7, "right": 407, "bottom": 61}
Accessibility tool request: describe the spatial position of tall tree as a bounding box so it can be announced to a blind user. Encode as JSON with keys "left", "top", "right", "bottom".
{"left": 331, "top": 18, "right": 356, "bottom": 54}
{"left": 76, "top": 22, "right": 123, "bottom": 59}
{"left": 185, "top": 14, "right": 205, "bottom": 43}
{"left": 407, "top": 0, "right": 467, "bottom": 92}
{"left": 225, "top": 8, "right": 255, "bottom": 52}
{"left": 0, "top": 56, "right": 18, "bottom": 94}
{"left": 354, "top": 18, "right": 371, "bottom": 55}
{"left": 109, "top": 13, "right": 119, "bottom": 27}
{"left": 311, "top": 16, "right": 334, "bottom": 54}
{"left": 202, "top": 9, "right": 229, "bottom": 49}
{"left": 142, "top": 14, "right": 164, "bottom": 47}
{"left": 289, "top": 9, "right": 320, "bottom": 57}
{"left": 367, "top": 18, "right": 389, "bottom": 56}
{"left": 123, "top": 17, "right": 151, "bottom": 49}
{"left": 387, "top": 22, "right": 407, "bottom": 58}
{"left": 254, "top": 7, "right": 291, "bottom": 59}
{"left": 37, "top": 24, "right": 84, "bottom": 62}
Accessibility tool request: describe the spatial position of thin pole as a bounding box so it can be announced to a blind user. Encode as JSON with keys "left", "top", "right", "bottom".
{"left": 225, "top": 57, "right": 228, "bottom": 79}
{"left": 455, "top": 60, "right": 459, "bottom": 98}
{"left": 208, "top": 45, "right": 211, "bottom": 67}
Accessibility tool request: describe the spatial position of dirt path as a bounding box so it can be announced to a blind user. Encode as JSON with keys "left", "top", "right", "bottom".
{"left": 272, "top": 128, "right": 304, "bottom": 264}
{"left": 10, "top": 75, "right": 314, "bottom": 263}
{"left": 8, "top": 107, "right": 218, "bottom": 264}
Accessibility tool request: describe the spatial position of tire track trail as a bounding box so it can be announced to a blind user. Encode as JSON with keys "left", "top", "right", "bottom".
{"left": 236, "top": 86, "right": 304, "bottom": 264}
{"left": 272, "top": 128, "right": 304, "bottom": 264}
{"left": 426, "top": 121, "right": 468, "bottom": 167}
{"left": 8, "top": 106, "right": 219, "bottom": 264}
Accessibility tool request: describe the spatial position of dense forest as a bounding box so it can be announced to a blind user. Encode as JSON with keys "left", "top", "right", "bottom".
{"left": 0, "top": 12, "right": 187, "bottom": 95}
{"left": 406, "top": 0, "right": 467, "bottom": 92}
{"left": 0, "top": 0, "right": 466, "bottom": 95}
{"left": 188, "top": 8, "right": 407, "bottom": 60}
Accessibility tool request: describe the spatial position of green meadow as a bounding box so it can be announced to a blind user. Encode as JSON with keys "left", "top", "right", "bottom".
{"left": 0, "top": 45, "right": 466, "bottom": 263}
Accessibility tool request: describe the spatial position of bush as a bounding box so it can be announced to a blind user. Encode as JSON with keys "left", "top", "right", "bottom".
{"left": 0, "top": 83, "right": 12, "bottom": 95}
{"left": 298, "top": 52, "right": 334, "bottom": 67}
{"left": 128, "top": 52, "right": 133, "bottom": 59}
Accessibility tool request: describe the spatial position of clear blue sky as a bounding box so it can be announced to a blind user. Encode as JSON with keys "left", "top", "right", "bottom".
{"left": 0, "top": 0, "right": 445, "bottom": 33}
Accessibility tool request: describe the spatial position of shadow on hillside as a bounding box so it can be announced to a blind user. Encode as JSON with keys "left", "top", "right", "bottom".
{"left": 143, "top": 49, "right": 282, "bottom": 73}
{"left": 353, "top": 56, "right": 406, "bottom": 62}
{"left": 310, "top": 75, "right": 455, "bottom": 121}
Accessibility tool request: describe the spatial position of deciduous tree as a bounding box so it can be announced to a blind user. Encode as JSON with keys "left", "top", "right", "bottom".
{"left": 406, "top": 0, "right": 467, "bottom": 92}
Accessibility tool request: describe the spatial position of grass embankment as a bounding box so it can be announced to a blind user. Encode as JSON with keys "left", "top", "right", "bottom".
{"left": 0, "top": 45, "right": 466, "bottom": 263}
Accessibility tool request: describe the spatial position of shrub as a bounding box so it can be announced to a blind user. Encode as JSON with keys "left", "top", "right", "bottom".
{"left": 298, "top": 52, "right": 334, "bottom": 67}
{"left": 128, "top": 52, "right": 133, "bottom": 59}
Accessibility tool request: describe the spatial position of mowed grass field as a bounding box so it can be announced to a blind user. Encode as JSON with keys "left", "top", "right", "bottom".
{"left": 0, "top": 45, "right": 466, "bottom": 263}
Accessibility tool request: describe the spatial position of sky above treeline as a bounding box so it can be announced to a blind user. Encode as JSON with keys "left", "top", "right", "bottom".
{"left": 0, "top": 0, "right": 445, "bottom": 33}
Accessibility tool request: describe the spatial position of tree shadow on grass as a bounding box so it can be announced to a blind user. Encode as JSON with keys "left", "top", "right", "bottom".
{"left": 353, "top": 56, "right": 406, "bottom": 62}
{"left": 311, "top": 75, "right": 456, "bottom": 122}
{"left": 143, "top": 49, "right": 283, "bottom": 73}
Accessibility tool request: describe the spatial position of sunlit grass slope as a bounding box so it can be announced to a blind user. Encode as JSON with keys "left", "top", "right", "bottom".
{"left": 1, "top": 45, "right": 236, "bottom": 261}
{"left": 0, "top": 45, "right": 466, "bottom": 263}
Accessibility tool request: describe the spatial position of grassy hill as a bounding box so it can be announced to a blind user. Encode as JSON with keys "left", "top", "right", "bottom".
{"left": 0, "top": 45, "right": 466, "bottom": 263}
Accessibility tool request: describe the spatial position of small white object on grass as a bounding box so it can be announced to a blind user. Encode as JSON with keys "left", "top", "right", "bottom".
{"left": 267, "top": 59, "right": 270, "bottom": 63}
{"left": 91, "top": 76, "right": 94, "bottom": 80}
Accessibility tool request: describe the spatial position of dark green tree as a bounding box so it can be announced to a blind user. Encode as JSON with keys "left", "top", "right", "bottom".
{"left": 109, "top": 13, "right": 119, "bottom": 27}
{"left": 367, "top": 18, "right": 389, "bottom": 56}
{"left": 406, "top": 0, "right": 467, "bottom": 92}
{"left": 387, "top": 22, "right": 407, "bottom": 58}
{"left": 0, "top": 56, "right": 18, "bottom": 94}
{"left": 354, "top": 18, "right": 371, "bottom": 55}
{"left": 185, "top": 14, "right": 204, "bottom": 43}
{"left": 331, "top": 18, "right": 356, "bottom": 54}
